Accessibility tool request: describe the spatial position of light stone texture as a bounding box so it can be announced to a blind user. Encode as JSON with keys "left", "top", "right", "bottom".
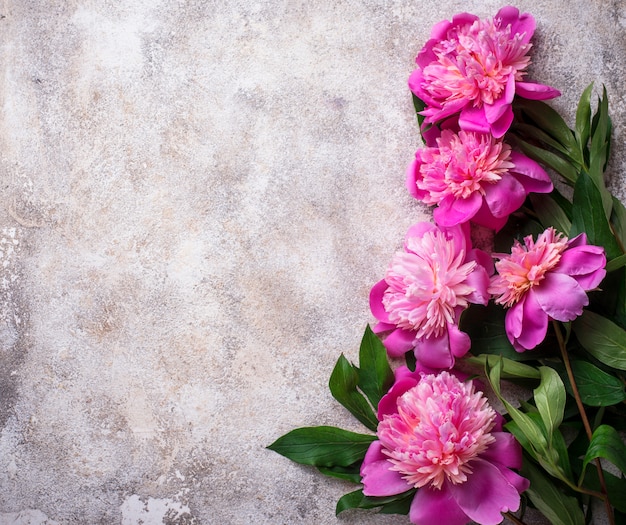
{"left": 0, "top": 1, "right": 624, "bottom": 524}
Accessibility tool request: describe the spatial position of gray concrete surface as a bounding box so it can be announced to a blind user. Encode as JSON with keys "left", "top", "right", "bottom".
{"left": 0, "top": 1, "right": 624, "bottom": 524}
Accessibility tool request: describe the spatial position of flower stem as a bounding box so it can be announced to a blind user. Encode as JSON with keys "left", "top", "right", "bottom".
{"left": 552, "top": 320, "right": 614, "bottom": 525}
{"left": 504, "top": 512, "right": 528, "bottom": 525}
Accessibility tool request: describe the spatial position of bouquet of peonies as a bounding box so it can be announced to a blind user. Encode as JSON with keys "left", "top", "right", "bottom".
{"left": 269, "top": 6, "right": 626, "bottom": 525}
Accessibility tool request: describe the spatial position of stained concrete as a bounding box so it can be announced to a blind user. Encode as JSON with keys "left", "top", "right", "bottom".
{"left": 0, "top": 1, "right": 624, "bottom": 524}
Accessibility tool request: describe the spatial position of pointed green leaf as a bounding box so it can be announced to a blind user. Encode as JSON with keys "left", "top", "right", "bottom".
{"left": 530, "top": 193, "right": 572, "bottom": 234}
{"left": 521, "top": 459, "right": 585, "bottom": 525}
{"left": 575, "top": 83, "right": 593, "bottom": 152}
{"left": 513, "top": 122, "right": 572, "bottom": 157}
{"left": 336, "top": 488, "right": 414, "bottom": 516}
{"left": 610, "top": 196, "right": 626, "bottom": 252}
{"left": 466, "top": 354, "right": 541, "bottom": 380}
{"left": 357, "top": 326, "right": 394, "bottom": 409}
{"left": 554, "top": 360, "right": 626, "bottom": 406}
{"left": 317, "top": 463, "right": 362, "bottom": 483}
{"left": 582, "top": 424, "right": 626, "bottom": 476}
{"left": 573, "top": 311, "right": 626, "bottom": 370}
{"left": 329, "top": 354, "right": 378, "bottom": 431}
{"left": 570, "top": 171, "right": 622, "bottom": 259}
{"left": 512, "top": 137, "right": 579, "bottom": 183}
{"left": 606, "top": 253, "right": 626, "bottom": 273}
{"left": 268, "top": 426, "right": 375, "bottom": 467}
{"left": 534, "top": 366, "right": 566, "bottom": 440}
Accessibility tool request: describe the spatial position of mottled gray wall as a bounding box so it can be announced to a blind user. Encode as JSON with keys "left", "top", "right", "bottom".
{"left": 0, "top": 1, "right": 624, "bottom": 524}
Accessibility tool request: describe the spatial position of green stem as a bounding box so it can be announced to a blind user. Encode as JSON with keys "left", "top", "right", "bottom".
{"left": 552, "top": 321, "right": 614, "bottom": 525}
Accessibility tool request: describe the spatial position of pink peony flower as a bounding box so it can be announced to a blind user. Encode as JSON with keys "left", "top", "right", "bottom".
{"left": 370, "top": 222, "right": 492, "bottom": 368}
{"left": 407, "top": 129, "right": 553, "bottom": 230}
{"left": 361, "top": 369, "right": 529, "bottom": 525}
{"left": 489, "top": 228, "right": 606, "bottom": 351}
{"left": 409, "top": 6, "right": 560, "bottom": 138}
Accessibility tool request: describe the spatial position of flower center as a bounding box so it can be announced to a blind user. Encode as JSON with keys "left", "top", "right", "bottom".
{"left": 421, "top": 17, "right": 531, "bottom": 108}
{"left": 489, "top": 228, "right": 568, "bottom": 307}
{"left": 417, "top": 130, "right": 514, "bottom": 202}
{"left": 378, "top": 372, "right": 496, "bottom": 490}
{"left": 382, "top": 230, "right": 477, "bottom": 339}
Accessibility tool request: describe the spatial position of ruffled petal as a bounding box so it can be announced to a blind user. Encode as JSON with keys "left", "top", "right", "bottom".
{"left": 406, "top": 158, "right": 428, "bottom": 200}
{"left": 465, "top": 265, "right": 491, "bottom": 306}
{"left": 515, "top": 81, "right": 561, "bottom": 100}
{"left": 361, "top": 442, "right": 410, "bottom": 497}
{"left": 377, "top": 376, "right": 419, "bottom": 419}
{"left": 495, "top": 6, "right": 535, "bottom": 45}
{"left": 533, "top": 272, "right": 588, "bottom": 322}
{"left": 480, "top": 432, "right": 523, "bottom": 469}
{"left": 555, "top": 245, "right": 606, "bottom": 290}
{"left": 448, "top": 458, "right": 522, "bottom": 525}
{"left": 410, "top": 485, "right": 469, "bottom": 525}
{"left": 471, "top": 201, "right": 509, "bottom": 231}
{"left": 509, "top": 152, "right": 553, "bottom": 193}
{"left": 458, "top": 105, "right": 491, "bottom": 134}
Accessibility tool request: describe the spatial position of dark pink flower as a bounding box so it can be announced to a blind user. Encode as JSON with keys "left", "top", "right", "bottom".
{"left": 361, "top": 369, "right": 529, "bottom": 525}
{"left": 489, "top": 228, "right": 606, "bottom": 351}
{"left": 409, "top": 6, "right": 560, "bottom": 138}
{"left": 407, "top": 129, "right": 553, "bottom": 230}
{"left": 370, "top": 222, "right": 492, "bottom": 368}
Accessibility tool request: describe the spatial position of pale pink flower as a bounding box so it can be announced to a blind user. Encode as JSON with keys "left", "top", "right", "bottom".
{"left": 409, "top": 6, "right": 560, "bottom": 138}
{"left": 370, "top": 222, "right": 492, "bottom": 368}
{"left": 407, "top": 129, "right": 553, "bottom": 230}
{"left": 489, "top": 228, "right": 606, "bottom": 351}
{"left": 361, "top": 369, "right": 529, "bottom": 525}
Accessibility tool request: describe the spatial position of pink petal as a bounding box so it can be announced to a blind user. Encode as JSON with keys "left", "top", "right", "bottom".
{"left": 410, "top": 485, "right": 469, "bottom": 525}
{"left": 505, "top": 299, "right": 524, "bottom": 340}
{"left": 555, "top": 245, "right": 606, "bottom": 290}
{"left": 406, "top": 159, "right": 427, "bottom": 200}
{"left": 471, "top": 201, "right": 509, "bottom": 231}
{"left": 495, "top": 6, "right": 535, "bottom": 45}
{"left": 448, "top": 459, "right": 522, "bottom": 525}
{"left": 415, "top": 332, "right": 454, "bottom": 369}
{"left": 515, "top": 81, "right": 561, "bottom": 100}
{"left": 467, "top": 248, "right": 495, "bottom": 276}
{"left": 509, "top": 151, "right": 553, "bottom": 193}
{"left": 465, "top": 265, "right": 491, "bottom": 306}
{"left": 458, "top": 106, "right": 491, "bottom": 134}
{"left": 485, "top": 75, "right": 515, "bottom": 124}
{"left": 370, "top": 280, "right": 391, "bottom": 323}
{"left": 448, "top": 323, "right": 471, "bottom": 358}
{"left": 434, "top": 193, "right": 482, "bottom": 227}
{"left": 533, "top": 272, "right": 588, "bottom": 322}
{"left": 483, "top": 172, "right": 526, "bottom": 218}
{"left": 382, "top": 328, "right": 416, "bottom": 357}
{"left": 377, "top": 377, "right": 419, "bottom": 420}
{"left": 361, "top": 443, "right": 410, "bottom": 497}
{"left": 516, "top": 290, "right": 549, "bottom": 350}
{"left": 405, "top": 222, "right": 438, "bottom": 244}
{"left": 492, "top": 462, "right": 530, "bottom": 494}
{"left": 488, "top": 103, "right": 514, "bottom": 139}
{"left": 480, "top": 432, "right": 523, "bottom": 469}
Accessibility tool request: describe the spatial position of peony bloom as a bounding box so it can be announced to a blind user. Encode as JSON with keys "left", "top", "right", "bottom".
{"left": 489, "top": 228, "right": 606, "bottom": 351}
{"left": 409, "top": 6, "right": 560, "bottom": 138}
{"left": 361, "top": 369, "right": 529, "bottom": 525}
{"left": 370, "top": 222, "right": 492, "bottom": 368}
{"left": 407, "top": 129, "right": 553, "bottom": 230}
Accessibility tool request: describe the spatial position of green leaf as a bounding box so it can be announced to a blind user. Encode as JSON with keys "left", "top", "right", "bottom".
{"left": 329, "top": 354, "right": 379, "bottom": 431}
{"left": 606, "top": 253, "right": 626, "bottom": 273}
{"left": 512, "top": 137, "right": 579, "bottom": 183}
{"left": 267, "top": 426, "right": 375, "bottom": 467}
{"left": 530, "top": 193, "right": 572, "bottom": 234}
{"left": 575, "top": 83, "right": 593, "bottom": 154}
{"left": 553, "top": 360, "right": 626, "bottom": 406}
{"left": 515, "top": 99, "right": 581, "bottom": 163}
{"left": 411, "top": 93, "right": 427, "bottom": 139}
{"left": 466, "top": 354, "right": 541, "bottom": 380}
{"left": 335, "top": 488, "right": 414, "bottom": 516}
{"left": 570, "top": 171, "right": 622, "bottom": 259}
{"left": 573, "top": 311, "right": 626, "bottom": 370}
{"left": 580, "top": 463, "right": 626, "bottom": 514}
{"left": 513, "top": 122, "right": 573, "bottom": 157}
{"left": 357, "top": 326, "right": 394, "bottom": 409}
{"left": 521, "top": 459, "right": 585, "bottom": 525}
{"left": 610, "top": 196, "right": 626, "bottom": 252}
{"left": 582, "top": 424, "right": 626, "bottom": 476}
{"left": 534, "top": 366, "right": 566, "bottom": 440}
{"left": 317, "top": 463, "right": 362, "bottom": 483}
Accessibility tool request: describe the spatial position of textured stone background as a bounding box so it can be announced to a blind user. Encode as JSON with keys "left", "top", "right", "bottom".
{"left": 0, "top": 1, "right": 624, "bottom": 524}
